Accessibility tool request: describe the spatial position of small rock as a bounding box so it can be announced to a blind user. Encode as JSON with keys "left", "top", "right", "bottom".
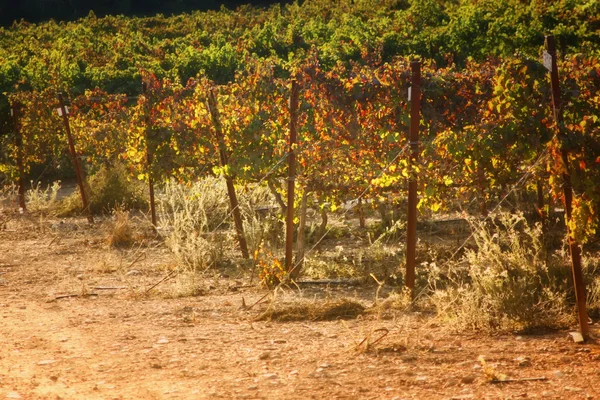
{"left": 461, "top": 375, "right": 476, "bottom": 384}
{"left": 247, "top": 385, "right": 258, "bottom": 391}
{"left": 515, "top": 356, "right": 531, "bottom": 367}
{"left": 289, "top": 370, "right": 299, "bottom": 375}
{"left": 272, "top": 339, "right": 287, "bottom": 344}
{"left": 6, "top": 392, "right": 22, "bottom": 399}
{"left": 50, "top": 375, "right": 59, "bottom": 382}
{"left": 38, "top": 359, "right": 56, "bottom": 365}
{"left": 515, "top": 336, "right": 523, "bottom": 341}
{"left": 400, "top": 354, "right": 417, "bottom": 363}
{"left": 157, "top": 338, "right": 169, "bottom": 344}
{"left": 150, "top": 363, "right": 162, "bottom": 369}
{"left": 415, "top": 375, "right": 428, "bottom": 382}
{"left": 553, "top": 370, "right": 564, "bottom": 378}
{"left": 263, "top": 373, "right": 278, "bottom": 380}
{"left": 315, "top": 368, "right": 324, "bottom": 373}
{"left": 258, "top": 352, "right": 270, "bottom": 360}
{"left": 126, "top": 270, "right": 141, "bottom": 276}
{"left": 319, "top": 363, "right": 330, "bottom": 368}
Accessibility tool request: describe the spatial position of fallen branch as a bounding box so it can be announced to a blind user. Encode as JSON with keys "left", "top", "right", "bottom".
{"left": 92, "top": 286, "right": 128, "bottom": 290}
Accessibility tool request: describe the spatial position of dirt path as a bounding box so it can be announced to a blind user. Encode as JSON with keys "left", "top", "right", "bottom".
{"left": 1, "top": 215, "right": 600, "bottom": 399}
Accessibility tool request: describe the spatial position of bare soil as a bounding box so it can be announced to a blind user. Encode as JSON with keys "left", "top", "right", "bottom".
{"left": 1, "top": 213, "right": 600, "bottom": 400}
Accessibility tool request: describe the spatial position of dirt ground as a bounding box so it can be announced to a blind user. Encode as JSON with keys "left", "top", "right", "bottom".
{"left": 1, "top": 213, "right": 600, "bottom": 400}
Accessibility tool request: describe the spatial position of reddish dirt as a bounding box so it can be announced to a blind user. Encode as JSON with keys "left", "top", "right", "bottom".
{"left": 1, "top": 214, "right": 600, "bottom": 400}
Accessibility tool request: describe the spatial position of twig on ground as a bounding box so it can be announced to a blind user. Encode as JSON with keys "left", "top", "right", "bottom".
{"left": 127, "top": 252, "right": 146, "bottom": 271}
{"left": 48, "top": 235, "right": 61, "bottom": 247}
{"left": 241, "top": 292, "right": 271, "bottom": 311}
{"left": 52, "top": 293, "right": 99, "bottom": 301}
{"left": 490, "top": 377, "right": 547, "bottom": 384}
{"left": 145, "top": 269, "right": 177, "bottom": 294}
{"left": 92, "top": 286, "right": 128, "bottom": 290}
{"left": 358, "top": 327, "right": 389, "bottom": 349}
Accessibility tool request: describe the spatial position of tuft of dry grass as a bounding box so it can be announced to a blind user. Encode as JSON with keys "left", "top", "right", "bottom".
{"left": 106, "top": 208, "right": 135, "bottom": 248}
{"left": 256, "top": 298, "right": 365, "bottom": 322}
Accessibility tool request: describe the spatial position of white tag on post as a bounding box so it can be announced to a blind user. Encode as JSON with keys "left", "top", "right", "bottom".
{"left": 56, "top": 106, "right": 69, "bottom": 116}
{"left": 543, "top": 50, "right": 553, "bottom": 72}
{"left": 408, "top": 86, "right": 412, "bottom": 101}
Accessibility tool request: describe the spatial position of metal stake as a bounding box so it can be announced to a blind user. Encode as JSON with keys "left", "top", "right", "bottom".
{"left": 142, "top": 83, "right": 158, "bottom": 228}
{"left": 286, "top": 79, "right": 299, "bottom": 276}
{"left": 11, "top": 103, "right": 26, "bottom": 211}
{"left": 57, "top": 93, "right": 93, "bottom": 224}
{"left": 405, "top": 61, "right": 421, "bottom": 297}
{"left": 545, "top": 35, "right": 589, "bottom": 339}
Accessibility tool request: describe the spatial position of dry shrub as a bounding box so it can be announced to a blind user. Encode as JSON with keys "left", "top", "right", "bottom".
{"left": 26, "top": 181, "right": 61, "bottom": 213}
{"left": 59, "top": 163, "right": 146, "bottom": 216}
{"left": 106, "top": 208, "right": 134, "bottom": 248}
{"left": 432, "top": 212, "right": 573, "bottom": 333}
{"left": 584, "top": 256, "right": 600, "bottom": 319}
{"left": 160, "top": 177, "right": 229, "bottom": 271}
{"left": 257, "top": 298, "right": 365, "bottom": 322}
{"left": 161, "top": 271, "right": 207, "bottom": 298}
{"left": 302, "top": 242, "right": 403, "bottom": 282}
{"left": 369, "top": 289, "right": 413, "bottom": 319}
{"left": 239, "top": 184, "right": 283, "bottom": 256}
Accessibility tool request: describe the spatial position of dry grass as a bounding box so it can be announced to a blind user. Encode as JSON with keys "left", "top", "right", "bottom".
{"left": 431, "top": 212, "right": 574, "bottom": 333}
{"left": 106, "top": 209, "right": 135, "bottom": 248}
{"left": 256, "top": 298, "right": 365, "bottom": 322}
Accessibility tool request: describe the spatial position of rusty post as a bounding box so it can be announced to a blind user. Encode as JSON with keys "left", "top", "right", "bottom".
{"left": 142, "top": 83, "right": 158, "bottom": 228}
{"left": 57, "top": 93, "right": 93, "bottom": 224}
{"left": 405, "top": 61, "right": 421, "bottom": 297}
{"left": 11, "top": 103, "right": 26, "bottom": 211}
{"left": 545, "top": 35, "right": 589, "bottom": 339}
{"left": 206, "top": 88, "right": 249, "bottom": 259}
{"left": 286, "top": 79, "right": 299, "bottom": 276}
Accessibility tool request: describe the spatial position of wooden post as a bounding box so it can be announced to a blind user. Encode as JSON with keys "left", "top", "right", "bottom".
{"left": 285, "top": 79, "right": 299, "bottom": 275}
{"left": 206, "top": 88, "right": 249, "bottom": 259}
{"left": 11, "top": 103, "right": 26, "bottom": 211}
{"left": 142, "top": 83, "right": 158, "bottom": 228}
{"left": 57, "top": 93, "right": 93, "bottom": 224}
{"left": 545, "top": 35, "right": 589, "bottom": 339}
{"left": 405, "top": 61, "right": 421, "bottom": 297}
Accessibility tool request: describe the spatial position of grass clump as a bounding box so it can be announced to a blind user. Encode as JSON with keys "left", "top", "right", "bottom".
{"left": 106, "top": 208, "right": 135, "bottom": 248}
{"left": 432, "top": 212, "right": 572, "bottom": 333}
{"left": 257, "top": 298, "right": 365, "bottom": 322}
